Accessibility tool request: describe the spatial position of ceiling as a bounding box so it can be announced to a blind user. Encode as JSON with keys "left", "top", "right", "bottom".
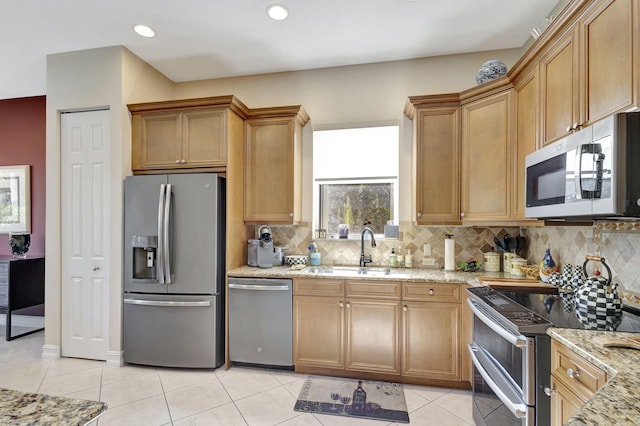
{"left": 1, "top": 0, "right": 561, "bottom": 100}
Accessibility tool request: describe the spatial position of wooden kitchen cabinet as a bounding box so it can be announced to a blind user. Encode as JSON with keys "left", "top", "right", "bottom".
{"left": 294, "top": 278, "right": 401, "bottom": 375}
{"left": 549, "top": 339, "right": 608, "bottom": 424}
{"left": 293, "top": 279, "right": 345, "bottom": 369}
{"left": 129, "top": 96, "right": 248, "bottom": 173}
{"left": 460, "top": 88, "right": 514, "bottom": 223}
{"left": 401, "top": 282, "right": 463, "bottom": 381}
{"left": 244, "top": 106, "right": 309, "bottom": 224}
{"left": 513, "top": 67, "right": 541, "bottom": 221}
{"left": 539, "top": 0, "right": 637, "bottom": 146}
{"left": 405, "top": 95, "right": 461, "bottom": 225}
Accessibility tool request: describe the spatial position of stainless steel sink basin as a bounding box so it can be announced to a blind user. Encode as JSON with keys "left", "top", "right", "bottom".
{"left": 305, "top": 266, "right": 403, "bottom": 277}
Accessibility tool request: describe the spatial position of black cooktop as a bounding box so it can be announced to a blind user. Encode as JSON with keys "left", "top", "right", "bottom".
{"left": 467, "top": 286, "right": 640, "bottom": 335}
{"left": 498, "top": 288, "right": 640, "bottom": 334}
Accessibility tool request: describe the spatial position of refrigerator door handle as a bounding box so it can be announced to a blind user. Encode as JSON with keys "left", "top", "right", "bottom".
{"left": 163, "top": 184, "right": 173, "bottom": 284}
{"left": 124, "top": 298, "right": 211, "bottom": 307}
{"left": 157, "top": 184, "right": 166, "bottom": 284}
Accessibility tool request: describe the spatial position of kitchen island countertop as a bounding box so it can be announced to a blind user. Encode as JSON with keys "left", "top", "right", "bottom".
{"left": 0, "top": 388, "right": 106, "bottom": 425}
{"left": 547, "top": 328, "right": 640, "bottom": 425}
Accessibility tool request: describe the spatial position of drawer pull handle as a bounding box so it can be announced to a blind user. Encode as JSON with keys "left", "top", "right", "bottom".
{"left": 567, "top": 367, "right": 580, "bottom": 379}
{"left": 428, "top": 289, "right": 435, "bottom": 295}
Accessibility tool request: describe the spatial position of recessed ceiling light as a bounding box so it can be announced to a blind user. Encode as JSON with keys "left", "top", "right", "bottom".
{"left": 134, "top": 24, "right": 155, "bottom": 38}
{"left": 266, "top": 4, "right": 288, "bottom": 21}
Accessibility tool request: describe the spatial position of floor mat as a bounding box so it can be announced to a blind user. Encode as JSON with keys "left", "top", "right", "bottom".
{"left": 294, "top": 376, "right": 409, "bottom": 423}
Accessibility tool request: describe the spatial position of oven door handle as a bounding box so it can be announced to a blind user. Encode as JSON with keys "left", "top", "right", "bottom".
{"left": 467, "top": 298, "right": 527, "bottom": 347}
{"left": 469, "top": 344, "right": 529, "bottom": 420}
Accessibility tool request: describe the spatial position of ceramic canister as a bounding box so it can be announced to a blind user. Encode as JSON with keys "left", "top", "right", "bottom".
{"left": 503, "top": 252, "right": 515, "bottom": 273}
{"left": 484, "top": 252, "right": 501, "bottom": 272}
{"left": 510, "top": 257, "right": 527, "bottom": 276}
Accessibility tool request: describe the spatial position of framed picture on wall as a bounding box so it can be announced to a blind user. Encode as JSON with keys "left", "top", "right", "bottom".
{"left": 0, "top": 165, "right": 31, "bottom": 234}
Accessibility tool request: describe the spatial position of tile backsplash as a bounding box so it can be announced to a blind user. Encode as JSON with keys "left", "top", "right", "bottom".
{"left": 258, "top": 221, "right": 640, "bottom": 306}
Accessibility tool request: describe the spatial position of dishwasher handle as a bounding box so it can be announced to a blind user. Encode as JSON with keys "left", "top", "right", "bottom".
{"left": 228, "top": 283, "right": 291, "bottom": 291}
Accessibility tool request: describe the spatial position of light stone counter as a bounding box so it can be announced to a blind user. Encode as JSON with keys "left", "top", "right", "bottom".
{"left": 0, "top": 388, "right": 106, "bottom": 425}
{"left": 547, "top": 328, "right": 640, "bottom": 425}
{"left": 228, "top": 265, "right": 488, "bottom": 284}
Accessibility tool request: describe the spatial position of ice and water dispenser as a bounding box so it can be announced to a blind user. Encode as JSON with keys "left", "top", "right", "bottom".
{"left": 131, "top": 235, "right": 158, "bottom": 280}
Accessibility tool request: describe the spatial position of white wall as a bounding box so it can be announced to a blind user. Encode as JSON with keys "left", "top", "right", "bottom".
{"left": 45, "top": 46, "right": 173, "bottom": 362}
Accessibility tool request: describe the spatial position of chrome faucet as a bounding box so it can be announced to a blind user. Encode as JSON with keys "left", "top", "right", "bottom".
{"left": 359, "top": 221, "right": 377, "bottom": 267}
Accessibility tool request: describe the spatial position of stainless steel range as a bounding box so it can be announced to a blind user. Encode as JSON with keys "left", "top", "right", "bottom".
{"left": 467, "top": 286, "right": 640, "bottom": 426}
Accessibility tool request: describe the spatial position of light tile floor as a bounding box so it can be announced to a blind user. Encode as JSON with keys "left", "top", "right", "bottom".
{"left": 0, "top": 331, "right": 474, "bottom": 425}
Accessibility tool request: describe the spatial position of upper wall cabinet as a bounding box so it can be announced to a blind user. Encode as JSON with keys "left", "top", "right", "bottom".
{"left": 405, "top": 95, "right": 461, "bottom": 225}
{"left": 244, "top": 106, "right": 310, "bottom": 224}
{"left": 539, "top": 0, "right": 637, "bottom": 146}
{"left": 460, "top": 87, "right": 514, "bottom": 223}
{"left": 128, "top": 96, "right": 249, "bottom": 173}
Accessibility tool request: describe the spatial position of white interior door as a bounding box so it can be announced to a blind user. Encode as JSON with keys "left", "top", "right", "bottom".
{"left": 61, "top": 110, "right": 110, "bottom": 360}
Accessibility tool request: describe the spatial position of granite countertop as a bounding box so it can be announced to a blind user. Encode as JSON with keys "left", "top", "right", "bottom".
{"left": 228, "top": 265, "right": 485, "bottom": 284}
{"left": 547, "top": 328, "right": 640, "bottom": 425}
{"left": 0, "top": 388, "right": 106, "bottom": 425}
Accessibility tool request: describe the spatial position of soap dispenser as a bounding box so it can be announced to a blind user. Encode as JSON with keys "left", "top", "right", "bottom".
{"left": 389, "top": 248, "right": 397, "bottom": 267}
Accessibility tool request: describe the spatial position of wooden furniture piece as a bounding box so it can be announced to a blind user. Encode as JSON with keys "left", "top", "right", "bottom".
{"left": 405, "top": 94, "right": 461, "bottom": 225}
{"left": 244, "top": 106, "right": 310, "bottom": 224}
{"left": 0, "top": 256, "right": 45, "bottom": 341}
{"left": 549, "top": 339, "right": 608, "bottom": 424}
{"left": 293, "top": 278, "right": 471, "bottom": 387}
{"left": 128, "top": 96, "right": 248, "bottom": 173}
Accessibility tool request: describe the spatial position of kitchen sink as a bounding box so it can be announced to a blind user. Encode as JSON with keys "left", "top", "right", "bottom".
{"left": 305, "top": 266, "right": 406, "bottom": 278}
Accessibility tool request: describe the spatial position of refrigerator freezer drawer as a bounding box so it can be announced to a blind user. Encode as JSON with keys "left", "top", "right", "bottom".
{"left": 123, "top": 294, "right": 223, "bottom": 368}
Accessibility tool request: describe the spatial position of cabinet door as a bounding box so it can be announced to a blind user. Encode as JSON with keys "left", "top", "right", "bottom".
{"left": 245, "top": 117, "right": 298, "bottom": 223}
{"left": 293, "top": 295, "right": 344, "bottom": 369}
{"left": 132, "top": 112, "right": 182, "bottom": 170}
{"left": 402, "top": 301, "right": 460, "bottom": 380}
{"left": 461, "top": 90, "right": 513, "bottom": 222}
{"left": 513, "top": 68, "right": 538, "bottom": 220}
{"left": 345, "top": 299, "right": 401, "bottom": 375}
{"left": 583, "top": 0, "right": 636, "bottom": 124}
{"left": 182, "top": 109, "right": 226, "bottom": 168}
{"left": 414, "top": 107, "right": 461, "bottom": 224}
{"left": 550, "top": 375, "right": 584, "bottom": 426}
{"left": 539, "top": 29, "right": 580, "bottom": 146}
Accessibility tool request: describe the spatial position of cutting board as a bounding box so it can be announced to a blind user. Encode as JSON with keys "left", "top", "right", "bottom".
{"left": 478, "top": 276, "right": 556, "bottom": 292}
{"left": 593, "top": 335, "right": 640, "bottom": 350}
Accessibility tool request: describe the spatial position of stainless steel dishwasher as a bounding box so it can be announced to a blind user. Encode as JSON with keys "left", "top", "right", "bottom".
{"left": 228, "top": 277, "right": 293, "bottom": 367}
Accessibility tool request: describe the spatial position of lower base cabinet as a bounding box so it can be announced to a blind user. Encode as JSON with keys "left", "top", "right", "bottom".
{"left": 549, "top": 339, "right": 608, "bottom": 425}
{"left": 293, "top": 278, "right": 470, "bottom": 386}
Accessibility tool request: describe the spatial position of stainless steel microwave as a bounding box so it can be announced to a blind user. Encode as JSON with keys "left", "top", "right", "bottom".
{"left": 525, "top": 112, "right": 640, "bottom": 219}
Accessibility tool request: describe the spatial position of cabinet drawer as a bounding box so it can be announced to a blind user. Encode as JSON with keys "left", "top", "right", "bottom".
{"left": 294, "top": 278, "right": 344, "bottom": 297}
{"left": 402, "top": 282, "right": 461, "bottom": 303}
{"left": 551, "top": 340, "right": 607, "bottom": 401}
{"left": 346, "top": 280, "right": 401, "bottom": 300}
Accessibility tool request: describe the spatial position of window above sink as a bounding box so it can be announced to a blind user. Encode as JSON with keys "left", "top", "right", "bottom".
{"left": 312, "top": 124, "right": 399, "bottom": 239}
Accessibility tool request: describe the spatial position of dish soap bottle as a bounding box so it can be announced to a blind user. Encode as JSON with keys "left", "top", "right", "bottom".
{"left": 389, "top": 248, "right": 397, "bottom": 267}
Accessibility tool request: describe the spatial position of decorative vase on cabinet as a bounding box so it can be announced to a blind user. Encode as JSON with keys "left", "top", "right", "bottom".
{"left": 8, "top": 233, "right": 30, "bottom": 258}
{"left": 476, "top": 60, "right": 508, "bottom": 85}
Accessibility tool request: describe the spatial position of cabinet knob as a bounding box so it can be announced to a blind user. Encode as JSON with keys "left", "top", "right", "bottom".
{"left": 175, "top": 160, "right": 181, "bottom": 164}
{"left": 346, "top": 302, "right": 351, "bottom": 309}
{"left": 417, "top": 212, "right": 422, "bottom": 218}
{"left": 460, "top": 212, "right": 465, "bottom": 218}
{"left": 566, "top": 125, "right": 573, "bottom": 133}
{"left": 289, "top": 213, "right": 293, "bottom": 217}
{"left": 544, "top": 386, "right": 556, "bottom": 397}
{"left": 428, "top": 289, "right": 435, "bottom": 295}
{"left": 567, "top": 367, "right": 580, "bottom": 379}
{"left": 181, "top": 159, "right": 186, "bottom": 164}
{"left": 403, "top": 305, "right": 408, "bottom": 312}
{"left": 339, "top": 301, "right": 344, "bottom": 308}
{"left": 93, "top": 266, "right": 101, "bottom": 271}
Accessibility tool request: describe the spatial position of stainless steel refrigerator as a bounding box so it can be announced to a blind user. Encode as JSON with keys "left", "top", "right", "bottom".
{"left": 123, "top": 173, "right": 225, "bottom": 368}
